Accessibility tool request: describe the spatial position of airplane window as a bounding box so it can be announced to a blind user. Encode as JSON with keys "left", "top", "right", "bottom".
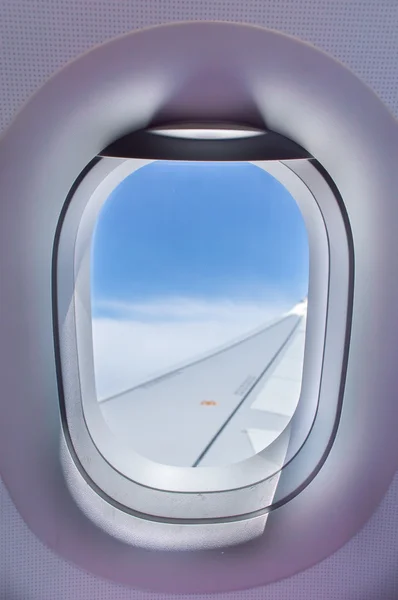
{"left": 90, "top": 161, "right": 309, "bottom": 467}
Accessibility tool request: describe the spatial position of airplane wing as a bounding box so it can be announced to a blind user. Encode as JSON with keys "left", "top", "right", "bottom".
{"left": 99, "top": 302, "right": 307, "bottom": 468}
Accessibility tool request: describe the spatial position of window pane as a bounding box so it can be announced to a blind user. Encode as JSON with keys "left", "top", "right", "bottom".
{"left": 91, "top": 161, "right": 309, "bottom": 467}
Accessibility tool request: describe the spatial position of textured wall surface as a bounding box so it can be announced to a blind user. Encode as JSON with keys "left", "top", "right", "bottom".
{"left": 2, "top": 472, "right": 398, "bottom": 600}
{"left": 1, "top": 0, "right": 397, "bottom": 131}
{"left": 1, "top": 1, "right": 397, "bottom": 599}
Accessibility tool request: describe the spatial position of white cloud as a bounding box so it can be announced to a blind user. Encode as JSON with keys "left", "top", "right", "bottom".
{"left": 94, "top": 295, "right": 287, "bottom": 322}
{"left": 92, "top": 296, "right": 291, "bottom": 401}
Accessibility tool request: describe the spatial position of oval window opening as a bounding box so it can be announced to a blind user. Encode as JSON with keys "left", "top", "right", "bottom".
{"left": 91, "top": 161, "right": 309, "bottom": 467}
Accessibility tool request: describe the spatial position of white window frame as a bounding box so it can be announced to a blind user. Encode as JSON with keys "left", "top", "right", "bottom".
{"left": 1, "top": 20, "right": 396, "bottom": 588}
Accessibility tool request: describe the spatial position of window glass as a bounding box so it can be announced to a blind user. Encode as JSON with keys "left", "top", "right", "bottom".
{"left": 91, "top": 161, "right": 309, "bottom": 467}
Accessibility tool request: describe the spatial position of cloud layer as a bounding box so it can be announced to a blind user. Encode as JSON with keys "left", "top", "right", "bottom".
{"left": 92, "top": 297, "right": 290, "bottom": 400}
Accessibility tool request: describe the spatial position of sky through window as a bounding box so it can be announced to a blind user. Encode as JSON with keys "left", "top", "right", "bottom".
{"left": 91, "top": 161, "right": 309, "bottom": 399}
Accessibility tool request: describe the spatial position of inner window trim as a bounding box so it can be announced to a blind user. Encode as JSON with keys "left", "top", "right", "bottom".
{"left": 54, "top": 156, "right": 350, "bottom": 521}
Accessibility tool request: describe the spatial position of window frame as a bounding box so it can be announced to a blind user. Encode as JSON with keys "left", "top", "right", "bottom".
{"left": 54, "top": 153, "right": 351, "bottom": 521}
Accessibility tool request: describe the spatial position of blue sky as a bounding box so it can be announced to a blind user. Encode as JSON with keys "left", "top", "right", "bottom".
{"left": 91, "top": 161, "right": 308, "bottom": 319}
{"left": 90, "top": 161, "right": 309, "bottom": 398}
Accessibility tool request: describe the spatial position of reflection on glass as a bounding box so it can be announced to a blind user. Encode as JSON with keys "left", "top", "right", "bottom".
{"left": 91, "top": 161, "right": 309, "bottom": 467}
